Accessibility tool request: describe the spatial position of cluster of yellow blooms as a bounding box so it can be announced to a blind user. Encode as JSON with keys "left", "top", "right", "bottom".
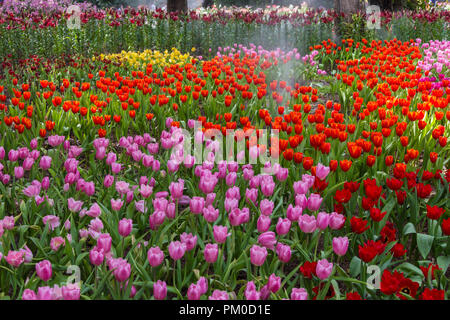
{"left": 93, "top": 48, "right": 194, "bottom": 69}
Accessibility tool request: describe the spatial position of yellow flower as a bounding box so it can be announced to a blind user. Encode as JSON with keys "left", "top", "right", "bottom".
{"left": 93, "top": 48, "right": 193, "bottom": 69}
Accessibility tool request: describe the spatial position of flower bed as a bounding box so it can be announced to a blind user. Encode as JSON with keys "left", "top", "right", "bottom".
{"left": 0, "top": 34, "right": 448, "bottom": 300}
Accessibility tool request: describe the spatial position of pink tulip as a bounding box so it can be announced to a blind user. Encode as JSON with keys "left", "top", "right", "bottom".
{"left": 118, "top": 218, "right": 132, "bottom": 237}
{"left": 166, "top": 202, "right": 176, "bottom": 219}
{"left": 24, "top": 181, "right": 41, "bottom": 196}
{"left": 268, "top": 273, "right": 281, "bottom": 293}
{"left": 97, "top": 233, "right": 112, "bottom": 253}
{"left": 213, "top": 225, "right": 230, "bottom": 243}
{"left": 67, "top": 198, "right": 83, "bottom": 213}
{"left": 276, "top": 218, "right": 291, "bottom": 235}
{"left": 199, "top": 171, "right": 218, "bottom": 194}
{"left": 22, "top": 289, "right": 37, "bottom": 300}
{"left": 168, "top": 241, "right": 186, "bottom": 260}
{"left": 14, "top": 166, "right": 24, "bottom": 179}
{"left": 180, "top": 232, "right": 197, "bottom": 251}
{"left": 205, "top": 193, "right": 216, "bottom": 206}
{"left": 147, "top": 246, "right": 164, "bottom": 267}
{"left": 291, "top": 288, "right": 308, "bottom": 300}
{"left": 89, "top": 247, "right": 104, "bottom": 266}
{"left": 115, "top": 181, "right": 130, "bottom": 195}
{"left": 224, "top": 197, "right": 239, "bottom": 212}
{"left": 225, "top": 186, "right": 240, "bottom": 199}
{"left": 260, "top": 178, "right": 275, "bottom": 197}
{"left": 298, "top": 214, "right": 316, "bottom": 233}
{"left": 260, "top": 284, "right": 270, "bottom": 300}
{"left": 169, "top": 179, "right": 184, "bottom": 199}
{"left": 229, "top": 207, "right": 250, "bottom": 226}
{"left": 153, "top": 280, "right": 167, "bottom": 300}
{"left": 197, "top": 277, "right": 208, "bottom": 294}
{"left": 332, "top": 236, "right": 349, "bottom": 256}
{"left": 113, "top": 262, "right": 131, "bottom": 282}
{"left": 316, "top": 212, "right": 330, "bottom": 230}
{"left": 50, "top": 237, "right": 65, "bottom": 251}
{"left": 316, "top": 259, "right": 333, "bottom": 280}
{"left": 202, "top": 205, "right": 219, "bottom": 223}
{"left": 286, "top": 204, "right": 302, "bottom": 221}
{"left": 149, "top": 211, "right": 166, "bottom": 230}
{"left": 259, "top": 199, "right": 274, "bottom": 216}
{"left": 209, "top": 290, "right": 229, "bottom": 300}
{"left": 87, "top": 203, "right": 101, "bottom": 218}
{"left": 275, "top": 167, "right": 289, "bottom": 181}
{"left": 42, "top": 215, "right": 59, "bottom": 231}
{"left": 37, "top": 286, "right": 53, "bottom": 300}
{"left": 153, "top": 197, "right": 168, "bottom": 211}
{"left": 111, "top": 162, "right": 122, "bottom": 174}
{"left": 36, "top": 260, "right": 52, "bottom": 281}
{"left": 303, "top": 174, "right": 316, "bottom": 188}
{"left": 250, "top": 244, "right": 268, "bottom": 266}
{"left": 2, "top": 216, "right": 14, "bottom": 230}
{"left": 39, "top": 156, "right": 52, "bottom": 170}
{"left": 6, "top": 250, "right": 24, "bottom": 267}
{"left": 293, "top": 181, "right": 309, "bottom": 194}
{"left": 111, "top": 198, "right": 124, "bottom": 211}
{"left": 295, "top": 194, "right": 308, "bottom": 209}
{"left": 329, "top": 212, "right": 346, "bottom": 230}
{"left": 245, "top": 188, "right": 258, "bottom": 204}
{"left": 225, "top": 172, "right": 237, "bottom": 186}
{"left": 95, "top": 147, "right": 106, "bottom": 160}
{"left": 61, "top": 284, "right": 80, "bottom": 300}
{"left": 245, "top": 281, "right": 261, "bottom": 300}
{"left": 204, "top": 243, "right": 219, "bottom": 263}
{"left": 140, "top": 184, "right": 153, "bottom": 198}
{"left": 148, "top": 143, "right": 159, "bottom": 154}
{"left": 276, "top": 243, "right": 291, "bottom": 263}
{"left": 307, "top": 193, "right": 322, "bottom": 211}
{"left": 257, "top": 215, "right": 271, "bottom": 233}
{"left": 104, "top": 175, "right": 114, "bottom": 188}
{"left": 187, "top": 283, "right": 202, "bottom": 300}
{"left": 258, "top": 231, "right": 277, "bottom": 250}
{"left": 315, "top": 163, "right": 330, "bottom": 180}
{"left": 106, "top": 152, "right": 117, "bottom": 166}
{"left": 189, "top": 196, "right": 205, "bottom": 214}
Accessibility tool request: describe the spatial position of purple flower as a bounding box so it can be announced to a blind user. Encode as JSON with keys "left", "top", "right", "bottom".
{"left": 111, "top": 198, "right": 124, "bottom": 211}
{"left": 189, "top": 196, "right": 205, "bottom": 214}
{"left": 67, "top": 198, "right": 83, "bottom": 213}
{"left": 307, "top": 193, "right": 322, "bottom": 211}
{"left": 298, "top": 214, "right": 316, "bottom": 233}
{"left": 250, "top": 245, "right": 267, "bottom": 266}
{"left": 258, "top": 231, "right": 277, "bottom": 250}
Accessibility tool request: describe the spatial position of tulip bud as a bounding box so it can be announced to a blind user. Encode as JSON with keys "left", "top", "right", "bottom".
{"left": 36, "top": 260, "right": 52, "bottom": 281}
{"left": 118, "top": 218, "right": 132, "bottom": 237}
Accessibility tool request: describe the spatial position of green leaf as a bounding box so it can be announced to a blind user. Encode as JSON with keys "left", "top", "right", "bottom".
{"left": 416, "top": 233, "right": 434, "bottom": 259}
{"left": 381, "top": 197, "right": 396, "bottom": 215}
{"left": 349, "top": 256, "right": 361, "bottom": 277}
{"left": 396, "top": 262, "right": 423, "bottom": 276}
{"left": 437, "top": 256, "right": 450, "bottom": 273}
{"left": 402, "top": 223, "right": 416, "bottom": 235}
{"left": 330, "top": 279, "right": 341, "bottom": 300}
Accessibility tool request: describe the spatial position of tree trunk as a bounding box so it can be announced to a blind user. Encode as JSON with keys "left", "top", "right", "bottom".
{"left": 335, "top": 0, "right": 365, "bottom": 20}
{"left": 202, "top": 0, "right": 214, "bottom": 7}
{"left": 167, "top": 0, "right": 188, "bottom": 12}
{"left": 334, "top": 0, "right": 366, "bottom": 39}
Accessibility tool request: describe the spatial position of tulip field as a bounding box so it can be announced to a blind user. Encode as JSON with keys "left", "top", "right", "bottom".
{"left": 0, "top": 1, "right": 449, "bottom": 301}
